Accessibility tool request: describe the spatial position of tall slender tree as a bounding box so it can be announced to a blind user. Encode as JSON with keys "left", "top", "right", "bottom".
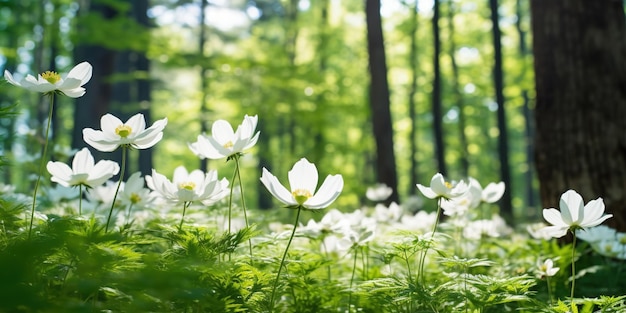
{"left": 531, "top": 0, "right": 626, "bottom": 231}
{"left": 446, "top": 0, "right": 469, "bottom": 178}
{"left": 431, "top": 0, "right": 447, "bottom": 176}
{"left": 489, "top": 0, "right": 512, "bottom": 220}
{"left": 405, "top": 0, "right": 421, "bottom": 195}
{"left": 365, "top": 0, "right": 399, "bottom": 203}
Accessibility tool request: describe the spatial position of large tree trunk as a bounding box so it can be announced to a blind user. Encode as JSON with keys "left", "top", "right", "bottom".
{"left": 531, "top": 0, "right": 626, "bottom": 231}
{"left": 365, "top": 0, "right": 399, "bottom": 204}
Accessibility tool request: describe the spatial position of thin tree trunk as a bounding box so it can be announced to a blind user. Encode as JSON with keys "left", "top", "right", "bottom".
{"left": 432, "top": 0, "right": 447, "bottom": 177}
{"left": 531, "top": 0, "right": 626, "bottom": 231}
{"left": 447, "top": 0, "right": 469, "bottom": 178}
{"left": 365, "top": 0, "right": 399, "bottom": 204}
{"left": 407, "top": 0, "right": 420, "bottom": 195}
{"left": 489, "top": 0, "right": 513, "bottom": 220}
{"left": 134, "top": 0, "right": 153, "bottom": 176}
{"left": 515, "top": 0, "right": 537, "bottom": 213}
{"left": 199, "top": 0, "right": 210, "bottom": 172}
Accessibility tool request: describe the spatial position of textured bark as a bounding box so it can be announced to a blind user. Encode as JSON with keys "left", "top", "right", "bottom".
{"left": 531, "top": 0, "right": 626, "bottom": 230}
{"left": 365, "top": 0, "right": 399, "bottom": 204}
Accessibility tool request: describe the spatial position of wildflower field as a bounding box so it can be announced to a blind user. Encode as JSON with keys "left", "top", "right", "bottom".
{"left": 1, "top": 62, "right": 626, "bottom": 313}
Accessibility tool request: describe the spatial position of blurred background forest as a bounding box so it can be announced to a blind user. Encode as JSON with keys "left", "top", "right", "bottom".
{"left": 0, "top": 0, "right": 624, "bottom": 228}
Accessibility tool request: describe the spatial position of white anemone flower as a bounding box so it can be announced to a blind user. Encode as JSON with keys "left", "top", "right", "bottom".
{"left": 4, "top": 62, "right": 92, "bottom": 97}
{"left": 46, "top": 148, "right": 120, "bottom": 188}
{"left": 83, "top": 113, "right": 168, "bottom": 152}
{"left": 536, "top": 258, "right": 560, "bottom": 278}
{"left": 118, "top": 172, "right": 154, "bottom": 209}
{"left": 189, "top": 114, "right": 260, "bottom": 160}
{"left": 366, "top": 183, "right": 393, "bottom": 202}
{"left": 146, "top": 166, "right": 229, "bottom": 205}
{"left": 541, "top": 189, "right": 613, "bottom": 238}
{"left": 260, "top": 158, "right": 343, "bottom": 210}
{"left": 417, "top": 173, "right": 468, "bottom": 200}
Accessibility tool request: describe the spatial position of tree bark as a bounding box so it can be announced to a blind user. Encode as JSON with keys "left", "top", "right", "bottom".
{"left": 531, "top": 0, "right": 626, "bottom": 231}
{"left": 431, "top": 0, "right": 447, "bottom": 177}
{"left": 365, "top": 0, "right": 399, "bottom": 204}
{"left": 489, "top": 0, "right": 513, "bottom": 220}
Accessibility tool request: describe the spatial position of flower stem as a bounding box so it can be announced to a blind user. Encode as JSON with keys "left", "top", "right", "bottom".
{"left": 269, "top": 205, "right": 302, "bottom": 311}
{"left": 419, "top": 197, "right": 442, "bottom": 285}
{"left": 28, "top": 93, "right": 55, "bottom": 239}
{"left": 179, "top": 201, "right": 191, "bottom": 230}
{"left": 105, "top": 147, "right": 126, "bottom": 232}
{"left": 234, "top": 155, "right": 253, "bottom": 261}
{"left": 570, "top": 231, "right": 577, "bottom": 305}
{"left": 79, "top": 185, "right": 83, "bottom": 215}
{"left": 348, "top": 246, "right": 359, "bottom": 313}
{"left": 546, "top": 276, "right": 553, "bottom": 305}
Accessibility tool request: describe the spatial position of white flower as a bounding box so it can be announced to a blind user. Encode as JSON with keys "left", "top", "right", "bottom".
{"left": 118, "top": 172, "right": 154, "bottom": 209}
{"left": 536, "top": 258, "right": 560, "bottom": 278}
{"left": 260, "top": 158, "right": 343, "bottom": 210}
{"left": 83, "top": 113, "right": 168, "bottom": 152}
{"left": 373, "top": 202, "right": 403, "bottom": 223}
{"left": 526, "top": 222, "right": 554, "bottom": 240}
{"left": 146, "top": 166, "right": 229, "bottom": 205}
{"left": 576, "top": 225, "right": 617, "bottom": 244}
{"left": 4, "top": 62, "right": 92, "bottom": 97}
{"left": 46, "top": 148, "right": 120, "bottom": 188}
{"left": 189, "top": 114, "right": 260, "bottom": 160}
{"left": 366, "top": 183, "right": 393, "bottom": 202}
{"left": 481, "top": 181, "right": 505, "bottom": 203}
{"left": 416, "top": 173, "right": 468, "bottom": 200}
{"left": 541, "top": 189, "right": 613, "bottom": 238}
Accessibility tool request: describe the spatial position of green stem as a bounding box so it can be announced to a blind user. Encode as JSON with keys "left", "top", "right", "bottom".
{"left": 348, "top": 246, "right": 358, "bottom": 313}
{"left": 28, "top": 93, "right": 55, "bottom": 239}
{"left": 105, "top": 147, "right": 126, "bottom": 232}
{"left": 234, "top": 155, "right": 254, "bottom": 261}
{"left": 269, "top": 205, "right": 302, "bottom": 312}
{"left": 570, "top": 231, "right": 577, "bottom": 303}
{"left": 79, "top": 185, "right": 83, "bottom": 215}
{"left": 227, "top": 159, "right": 237, "bottom": 234}
{"left": 419, "top": 197, "right": 442, "bottom": 285}
{"left": 179, "top": 201, "right": 191, "bottom": 230}
{"left": 546, "top": 276, "right": 553, "bottom": 305}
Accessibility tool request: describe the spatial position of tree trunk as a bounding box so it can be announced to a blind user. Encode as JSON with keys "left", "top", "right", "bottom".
{"left": 72, "top": 2, "right": 116, "bottom": 158}
{"left": 447, "top": 0, "right": 469, "bottom": 178}
{"left": 431, "top": 0, "right": 447, "bottom": 177}
{"left": 407, "top": 0, "right": 420, "bottom": 195}
{"left": 365, "top": 0, "right": 399, "bottom": 204}
{"left": 489, "top": 0, "right": 513, "bottom": 220}
{"left": 531, "top": 0, "right": 626, "bottom": 231}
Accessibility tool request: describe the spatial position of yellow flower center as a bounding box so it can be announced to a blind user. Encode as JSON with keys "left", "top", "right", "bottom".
{"left": 292, "top": 189, "right": 312, "bottom": 206}
{"left": 41, "top": 71, "right": 61, "bottom": 84}
{"left": 115, "top": 125, "right": 132, "bottom": 138}
{"left": 178, "top": 181, "right": 196, "bottom": 191}
{"left": 130, "top": 193, "right": 141, "bottom": 204}
{"left": 619, "top": 236, "right": 626, "bottom": 245}
{"left": 223, "top": 141, "right": 234, "bottom": 149}
{"left": 444, "top": 181, "right": 453, "bottom": 189}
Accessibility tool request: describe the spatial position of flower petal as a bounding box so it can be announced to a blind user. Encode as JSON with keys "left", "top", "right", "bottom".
{"left": 66, "top": 61, "right": 93, "bottom": 85}
{"left": 288, "top": 158, "right": 318, "bottom": 194}
{"left": 305, "top": 174, "right": 343, "bottom": 209}
{"left": 260, "top": 168, "right": 297, "bottom": 206}
{"left": 211, "top": 120, "right": 235, "bottom": 146}
{"left": 560, "top": 189, "right": 583, "bottom": 224}
{"left": 72, "top": 148, "right": 95, "bottom": 174}
{"left": 542, "top": 208, "right": 568, "bottom": 227}
{"left": 416, "top": 184, "right": 438, "bottom": 199}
